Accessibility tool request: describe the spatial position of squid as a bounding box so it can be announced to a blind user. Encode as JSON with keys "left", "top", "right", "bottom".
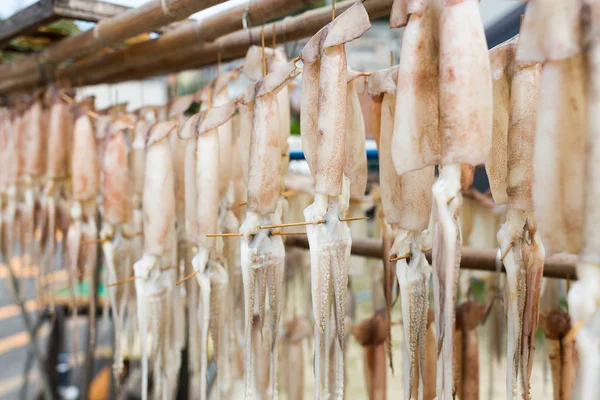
{"left": 40, "top": 89, "right": 73, "bottom": 309}
{"left": 66, "top": 102, "right": 100, "bottom": 358}
{"left": 571, "top": 2, "right": 600, "bottom": 397}
{"left": 351, "top": 312, "right": 389, "bottom": 400}
{"left": 281, "top": 316, "right": 313, "bottom": 400}
{"left": 101, "top": 118, "right": 132, "bottom": 379}
{"left": 167, "top": 93, "right": 196, "bottom": 390}
{"left": 239, "top": 60, "right": 298, "bottom": 400}
{"left": 517, "top": 2, "right": 599, "bottom": 397}
{"left": 133, "top": 121, "right": 177, "bottom": 400}
{"left": 368, "top": 62, "right": 434, "bottom": 400}
{"left": 123, "top": 113, "right": 152, "bottom": 352}
{"left": 21, "top": 93, "right": 47, "bottom": 276}
{"left": 182, "top": 99, "right": 236, "bottom": 400}
{"left": 390, "top": 1, "right": 493, "bottom": 398}
{"left": 486, "top": 37, "right": 545, "bottom": 399}
{"left": 453, "top": 301, "right": 486, "bottom": 400}
{"left": 299, "top": 3, "right": 370, "bottom": 398}
{"left": 3, "top": 110, "right": 23, "bottom": 264}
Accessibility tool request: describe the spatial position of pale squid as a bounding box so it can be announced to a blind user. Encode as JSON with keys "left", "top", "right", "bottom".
{"left": 239, "top": 60, "right": 298, "bottom": 400}
{"left": 486, "top": 37, "right": 545, "bottom": 399}
{"left": 21, "top": 93, "right": 47, "bottom": 276}
{"left": 369, "top": 62, "right": 434, "bottom": 400}
{"left": 394, "top": 2, "right": 492, "bottom": 398}
{"left": 133, "top": 121, "right": 177, "bottom": 400}
{"left": 101, "top": 117, "right": 132, "bottom": 379}
{"left": 67, "top": 101, "right": 100, "bottom": 358}
{"left": 182, "top": 99, "right": 236, "bottom": 400}
{"left": 299, "top": 3, "right": 370, "bottom": 398}
{"left": 517, "top": 2, "right": 600, "bottom": 398}
{"left": 40, "top": 89, "right": 73, "bottom": 308}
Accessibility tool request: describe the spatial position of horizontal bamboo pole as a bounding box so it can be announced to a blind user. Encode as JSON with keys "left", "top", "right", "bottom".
{"left": 97, "top": 0, "right": 393, "bottom": 85}
{"left": 0, "top": 0, "right": 225, "bottom": 93}
{"left": 29, "top": 0, "right": 394, "bottom": 91}
{"left": 59, "top": 0, "right": 319, "bottom": 83}
{"left": 285, "top": 236, "right": 578, "bottom": 280}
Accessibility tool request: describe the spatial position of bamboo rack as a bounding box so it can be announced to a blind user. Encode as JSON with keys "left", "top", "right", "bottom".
{"left": 0, "top": 0, "right": 226, "bottom": 92}
{"left": 0, "top": 0, "right": 394, "bottom": 93}
{"left": 58, "top": 0, "right": 320, "bottom": 84}
{"left": 285, "top": 236, "right": 578, "bottom": 280}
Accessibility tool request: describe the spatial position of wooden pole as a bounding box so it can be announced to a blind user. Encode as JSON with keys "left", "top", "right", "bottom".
{"left": 285, "top": 236, "right": 578, "bottom": 280}
{"left": 58, "top": 0, "right": 319, "bottom": 83}
{"left": 0, "top": 0, "right": 227, "bottom": 92}
{"left": 3, "top": 0, "right": 393, "bottom": 92}
{"left": 81, "top": 0, "right": 392, "bottom": 86}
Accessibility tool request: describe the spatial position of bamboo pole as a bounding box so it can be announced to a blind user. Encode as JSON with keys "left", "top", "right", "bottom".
{"left": 91, "top": 0, "right": 393, "bottom": 85}
{"left": 4, "top": 0, "right": 393, "bottom": 92}
{"left": 284, "top": 236, "right": 578, "bottom": 280}
{"left": 58, "top": 0, "right": 319, "bottom": 82}
{"left": 0, "top": 0, "right": 226, "bottom": 92}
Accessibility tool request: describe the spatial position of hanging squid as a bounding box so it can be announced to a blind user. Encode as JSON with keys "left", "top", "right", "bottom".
{"left": 299, "top": 3, "right": 370, "bottom": 398}
{"left": 133, "top": 121, "right": 177, "bottom": 400}
{"left": 517, "top": 2, "right": 600, "bottom": 397}
{"left": 182, "top": 98, "right": 236, "bottom": 400}
{"left": 239, "top": 59, "right": 299, "bottom": 400}
{"left": 486, "top": 37, "right": 545, "bottom": 399}
{"left": 368, "top": 61, "right": 435, "bottom": 400}
{"left": 21, "top": 92, "right": 47, "bottom": 276}
{"left": 66, "top": 100, "right": 100, "bottom": 358}
{"left": 390, "top": 1, "right": 492, "bottom": 398}
{"left": 101, "top": 117, "right": 133, "bottom": 379}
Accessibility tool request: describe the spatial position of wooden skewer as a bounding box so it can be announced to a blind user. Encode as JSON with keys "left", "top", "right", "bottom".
{"left": 237, "top": 201, "right": 247, "bottom": 206}
{"left": 177, "top": 270, "right": 198, "bottom": 286}
{"left": 564, "top": 320, "right": 584, "bottom": 344}
{"left": 272, "top": 231, "right": 307, "bottom": 236}
{"left": 261, "top": 26, "right": 267, "bottom": 77}
{"left": 161, "top": 264, "right": 179, "bottom": 272}
{"left": 422, "top": 247, "right": 432, "bottom": 253}
{"left": 206, "top": 232, "right": 243, "bottom": 237}
{"left": 331, "top": 0, "right": 335, "bottom": 21}
{"left": 281, "top": 189, "right": 297, "bottom": 198}
{"left": 60, "top": 92, "right": 100, "bottom": 120}
{"left": 292, "top": 55, "right": 302, "bottom": 63}
{"left": 272, "top": 23, "right": 277, "bottom": 48}
{"left": 340, "top": 216, "right": 369, "bottom": 222}
{"left": 259, "top": 220, "right": 324, "bottom": 230}
{"left": 107, "top": 276, "right": 137, "bottom": 288}
{"left": 390, "top": 252, "right": 411, "bottom": 262}
{"left": 500, "top": 242, "right": 514, "bottom": 262}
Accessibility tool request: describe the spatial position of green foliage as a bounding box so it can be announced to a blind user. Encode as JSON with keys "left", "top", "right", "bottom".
{"left": 290, "top": 115, "right": 300, "bottom": 135}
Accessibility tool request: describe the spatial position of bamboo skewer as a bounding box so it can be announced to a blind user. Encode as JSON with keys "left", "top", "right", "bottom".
{"left": 106, "top": 276, "right": 138, "bottom": 288}
{"left": 177, "top": 270, "right": 199, "bottom": 286}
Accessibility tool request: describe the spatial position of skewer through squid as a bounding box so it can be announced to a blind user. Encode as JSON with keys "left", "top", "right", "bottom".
{"left": 300, "top": 3, "right": 371, "bottom": 398}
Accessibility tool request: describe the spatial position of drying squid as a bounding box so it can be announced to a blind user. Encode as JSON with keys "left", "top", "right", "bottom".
{"left": 182, "top": 99, "right": 236, "bottom": 400}
{"left": 540, "top": 310, "right": 578, "bottom": 400}
{"left": 239, "top": 60, "right": 298, "bottom": 400}
{"left": 570, "top": 2, "right": 600, "bottom": 397}
{"left": 40, "top": 89, "right": 73, "bottom": 307}
{"left": 453, "top": 301, "right": 486, "bottom": 400}
{"left": 101, "top": 118, "right": 132, "bottom": 379}
{"left": 123, "top": 112, "right": 151, "bottom": 351}
{"left": 133, "top": 121, "right": 177, "bottom": 400}
{"left": 67, "top": 103, "right": 99, "bottom": 357}
{"left": 351, "top": 312, "right": 389, "bottom": 400}
{"left": 368, "top": 61, "right": 434, "bottom": 400}
{"left": 21, "top": 93, "right": 47, "bottom": 274}
{"left": 397, "top": 1, "right": 491, "bottom": 398}
{"left": 300, "top": 3, "right": 370, "bottom": 398}
{"left": 486, "top": 37, "right": 545, "bottom": 399}
{"left": 517, "top": 2, "right": 598, "bottom": 397}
